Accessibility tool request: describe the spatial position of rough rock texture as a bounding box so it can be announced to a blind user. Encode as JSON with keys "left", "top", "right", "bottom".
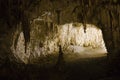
{"left": 11, "top": 20, "right": 107, "bottom": 63}
{"left": 0, "top": 0, "right": 120, "bottom": 64}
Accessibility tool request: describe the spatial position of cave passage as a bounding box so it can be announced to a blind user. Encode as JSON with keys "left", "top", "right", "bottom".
{"left": 58, "top": 23, "right": 107, "bottom": 62}
{"left": 1, "top": 0, "right": 120, "bottom": 80}
{"left": 11, "top": 22, "right": 107, "bottom": 63}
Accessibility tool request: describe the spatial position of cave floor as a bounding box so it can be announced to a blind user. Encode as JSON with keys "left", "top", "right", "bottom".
{"left": 0, "top": 49, "right": 120, "bottom": 80}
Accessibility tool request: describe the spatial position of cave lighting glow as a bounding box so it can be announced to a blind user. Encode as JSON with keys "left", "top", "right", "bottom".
{"left": 11, "top": 22, "right": 107, "bottom": 63}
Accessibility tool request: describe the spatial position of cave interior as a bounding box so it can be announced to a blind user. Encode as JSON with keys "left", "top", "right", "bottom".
{"left": 0, "top": 0, "right": 120, "bottom": 80}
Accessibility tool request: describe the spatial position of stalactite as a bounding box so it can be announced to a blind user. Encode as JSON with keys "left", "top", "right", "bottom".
{"left": 118, "top": 5, "right": 120, "bottom": 44}
{"left": 109, "top": 10, "right": 115, "bottom": 50}
{"left": 56, "top": 10, "right": 61, "bottom": 24}
{"left": 21, "top": 12, "right": 30, "bottom": 53}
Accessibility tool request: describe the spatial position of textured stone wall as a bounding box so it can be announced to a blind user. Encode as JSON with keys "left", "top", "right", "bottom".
{"left": 0, "top": 0, "right": 120, "bottom": 64}
{"left": 31, "top": 0, "right": 120, "bottom": 54}
{"left": 11, "top": 19, "right": 107, "bottom": 63}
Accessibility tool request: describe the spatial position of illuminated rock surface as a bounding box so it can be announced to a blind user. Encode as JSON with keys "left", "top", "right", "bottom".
{"left": 11, "top": 22, "right": 107, "bottom": 63}
{"left": 0, "top": 1, "right": 120, "bottom": 80}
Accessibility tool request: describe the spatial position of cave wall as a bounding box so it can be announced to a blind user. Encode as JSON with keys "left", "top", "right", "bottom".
{"left": 11, "top": 21, "right": 107, "bottom": 63}
{"left": 0, "top": 0, "right": 120, "bottom": 63}
{"left": 31, "top": 0, "right": 120, "bottom": 54}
